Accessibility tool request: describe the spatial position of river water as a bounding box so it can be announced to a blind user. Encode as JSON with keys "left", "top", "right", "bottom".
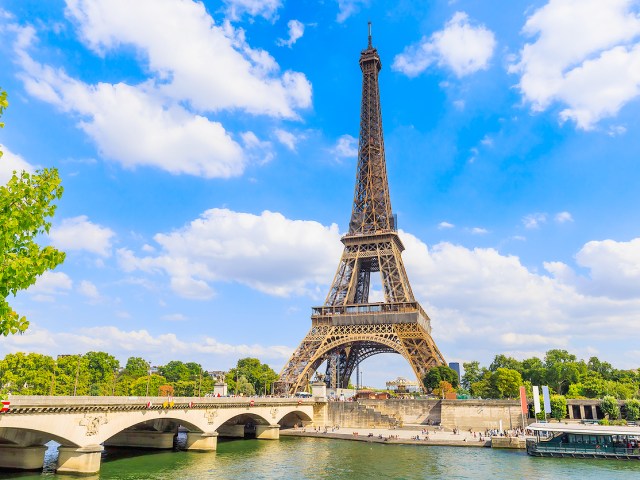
{"left": 2, "top": 435, "right": 639, "bottom": 479}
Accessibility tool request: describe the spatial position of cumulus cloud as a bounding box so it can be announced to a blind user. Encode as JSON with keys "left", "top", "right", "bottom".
{"left": 223, "top": 0, "right": 282, "bottom": 21}
{"left": 399, "top": 231, "right": 640, "bottom": 363}
{"left": 0, "top": 325, "right": 293, "bottom": 367}
{"left": 510, "top": 0, "right": 640, "bottom": 129}
{"left": 522, "top": 212, "right": 547, "bottom": 229}
{"left": 438, "top": 221, "right": 455, "bottom": 230}
{"left": 26, "top": 271, "right": 73, "bottom": 302}
{"left": 0, "top": 144, "right": 36, "bottom": 184}
{"left": 470, "top": 227, "right": 488, "bottom": 235}
{"left": 331, "top": 134, "right": 358, "bottom": 158}
{"left": 336, "top": 0, "right": 369, "bottom": 23}
{"left": 277, "top": 19, "right": 304, "bottom": 47}
{"left": 105, "top": 205, "right": 640, "bottom": 363}
{"left": 49, "top": 216, "right": 115, "bottom": 257}
{"left": 64, "top": 0, "right": 311, "bottom": 118}
{"left": 274, "top": 128, "right": 297, "bottom": 151}
{"left": 77, "top": 280, "right": 101, "bottom": 300}
{"left": 393, "top": 12, "right": 496, "bottom": 78}
{"left": 572, "top": 237, "right": 640, "bottom": 299}
{"left": 555, "top": 211, "right": 574, "bottom": 224}
{"left": 117, "top": 208, "right": 343, "bottom": 299}
{"left": 16, "top": 37, "right": 247, "bottom": 178}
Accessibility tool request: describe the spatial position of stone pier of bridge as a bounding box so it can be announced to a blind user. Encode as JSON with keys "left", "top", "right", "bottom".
{"left": 0, "top": 395, "right": 320, "bottom": 475}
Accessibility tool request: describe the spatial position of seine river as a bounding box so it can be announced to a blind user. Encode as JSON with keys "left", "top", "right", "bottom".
{"left": 2, "top": 436, "right": 638, "bottom": 479}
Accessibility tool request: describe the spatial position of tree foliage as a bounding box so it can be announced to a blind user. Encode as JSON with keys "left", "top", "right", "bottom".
{"left": 0, "top": 89, "right": 65, "bottom": 335}
{"left": 226, "top": 358, "right": 278, "bottom": 395}
{"left": 423, "top": 365, "right": 459, "bottom": 392}
{"left": 601, "top": 395, "right": 621, "bottom": 420}
{"left": 625, "top": 399, "right": 640, "bottom": 421}
{"left": 550, "top": 395, "right": 567, "bottom": 421}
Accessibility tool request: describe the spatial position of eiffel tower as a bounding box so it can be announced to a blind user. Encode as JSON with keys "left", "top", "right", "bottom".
{"left": 275, "top": 24, "right": 445, "bottom": 395}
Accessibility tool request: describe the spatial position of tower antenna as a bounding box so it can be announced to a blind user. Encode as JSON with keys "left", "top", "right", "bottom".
{"left": 368, "top": 21, "right": 372, "bottom": 48}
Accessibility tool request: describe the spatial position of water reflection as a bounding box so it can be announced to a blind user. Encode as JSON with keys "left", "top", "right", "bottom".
{"left": 0, "top": 435, "right": 638, "bottom": 479}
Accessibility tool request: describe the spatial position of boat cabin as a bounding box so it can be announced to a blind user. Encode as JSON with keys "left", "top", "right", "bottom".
{"left": 526, "top": 422, "right": 640, "bottom": 460}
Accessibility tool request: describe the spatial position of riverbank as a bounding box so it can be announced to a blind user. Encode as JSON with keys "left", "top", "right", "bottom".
{"left": 280, "top": 427, "right": 493, "bottom": 448}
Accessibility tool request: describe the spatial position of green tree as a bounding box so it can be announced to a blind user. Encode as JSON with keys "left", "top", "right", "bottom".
{"left": 0, "top": 352, "right": 55, "bottom": 395}
{"left": 85, "top": 351, "right": 119, "bottom": 396}
{"left": 489, "top": 355, "right": 522, "bottom": 373}
{"left": 601, "top": 395, "right": 620, "bottom": 420}
{"left": 550, "top": 395, "right": 567, "bottom": 421}
{"left": 423, "top": 365, "right": 459, "bottom": 391}
{"left": 521, "top": 357, "right": 546, "bottom": 385}
{"left": 462, "top": 361, "right": 486, "bottom": 391}
{"left": 123, "top": 357, "right": 150, "bottom": 379}
{"left": 55, "top": 355, "right": 90, "bottom": 395}
{"left": 235, "top": 375, "right": 255, "bottom": 396}
{"left": 1, "top": 90, "right": 65, "bottom": 335}
{"left": 491, "top": 368, "right": 523, "bottom": 399}
{"left": 544, "top": 349, "right": 585, "bottom": 394}
{"left": 158, "top": 361, "right": 190, "bottom": 383}
{"left": 226, "top": 358, "right": 278, "bottom": 395}
{"left": 625, "top": 399, "right": 640, "bottom": 421}
{"left": 130, "top": 374, "right": 167, "bottom": 396}
{"left": 587, "top": 356, "right": 614, "bottom": 380}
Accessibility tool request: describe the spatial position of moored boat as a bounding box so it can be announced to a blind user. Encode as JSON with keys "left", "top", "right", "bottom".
{"left": 526, "top": 422, "right": 640, "bottom": 460}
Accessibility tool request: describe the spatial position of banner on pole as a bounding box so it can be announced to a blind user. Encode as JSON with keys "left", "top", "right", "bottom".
{"left": 519, "top": 386, "right": 528, "bottom": 415}
{"left": 533, "top": 386, "right": 541, "bottom": 415}
{"left": 542, "top": 385, "right": 551, "bottom": 415}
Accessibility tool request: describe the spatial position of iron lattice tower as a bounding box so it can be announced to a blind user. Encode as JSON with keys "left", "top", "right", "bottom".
{"left": 275, "top": 25, "right": 445, "bottom": 395}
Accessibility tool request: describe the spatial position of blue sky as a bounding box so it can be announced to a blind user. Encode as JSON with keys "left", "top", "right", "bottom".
{"left": 2, "top": 0, "right": 640, "bottom": 387}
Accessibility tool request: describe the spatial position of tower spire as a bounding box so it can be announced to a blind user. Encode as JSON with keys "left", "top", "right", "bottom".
{"left": 368, "top": 21, "right": 372, "bottom": 48}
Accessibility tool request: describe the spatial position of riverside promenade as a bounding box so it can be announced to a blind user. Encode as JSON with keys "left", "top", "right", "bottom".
{"left": 281, "top": 426, "right": 496, "bottom": 448}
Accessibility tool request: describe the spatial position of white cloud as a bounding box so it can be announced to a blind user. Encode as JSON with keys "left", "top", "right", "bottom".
{"left": 117, "top": 208, "right": 343, "bottom": 298}
{"left": 277, "top": 20, "right": 304, "bottom": 47}
{"left": 555, "top": 211, "right": 574, "bottom": 224}
{"left": 331, "top": 134, "right": 358, "bottom": 158}
{"left": 162, "top": 313, "right": 188, "bottom": 322}
{"left": 572, "top": 237, "right": 640, "bottom": 299}
{"left": 470, "top": 227, "right": 488, "bottom": 235}
{"left": 49, "top": 215, "right": 115, "bottom": 257}
{"left": 27, "top": 271, "right": 73, "bottom": 302}
{"left": 77, "top": 280, "right": 100, "bottom": 300}
{"left": 17, "top": 52, "right": 247, "bottom": 178}
{"left": 393, "top": 12, "right": 496, "bottom": 78}
{"left": 0, "top": 325, "right": 293, "bottom": 367}
{"left": 522, "top": 212, "right": 547, "bottom": 229}
{"left": 0, "top": 144, "right": 36, "bottom": 184}
{"left": 399, "top": 232, "right": 640, "bottom": 362}
{"left": 223, "top": 0, "right": 282, "bottom": 21}
{"left": 336, "top": 0, "right": 369, "bottom": 23}
{"left": 64, "top": 0, "right": 311, "bottom": 118}
{"left": 510, "top": 0, "right": 640, "bottom": 129}
{"left": 438, "top": 221, "right": 455, "bottom": 230}
{"left": 274, "top": 128, "right": 297, "bottom": 151}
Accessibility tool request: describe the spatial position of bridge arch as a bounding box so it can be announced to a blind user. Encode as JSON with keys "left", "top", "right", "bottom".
{"left": 277, "top": 410, "right": 313, "bottom": 428}
{"left": 0, "top": 426, "right": 79, "bottom": 448}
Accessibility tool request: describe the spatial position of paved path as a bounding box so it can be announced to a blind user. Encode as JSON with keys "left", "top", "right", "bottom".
{"left": 281, "top": 427, "right": 492, "bottom": 448}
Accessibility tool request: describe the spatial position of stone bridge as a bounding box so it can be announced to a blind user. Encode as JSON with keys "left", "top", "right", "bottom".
{"left": 0, "top": 395, "right": 320, "bottom": 474}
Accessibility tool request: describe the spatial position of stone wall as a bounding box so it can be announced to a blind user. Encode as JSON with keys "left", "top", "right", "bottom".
{"left": 326, "top": 402, "right": 397, "bottom": 428}
{"left": 358, "top": 399, "right": 441, "bottom": 425}
{"left": 339, "top": 399, "right": 525, "bottom": 431}
{"left": 440, "top": 400, "right": 523, "bottom": 430}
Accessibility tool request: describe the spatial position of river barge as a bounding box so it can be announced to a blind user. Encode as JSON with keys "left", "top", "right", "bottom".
{"left": 526, "top": 422, "right": 640, "bottom": 460}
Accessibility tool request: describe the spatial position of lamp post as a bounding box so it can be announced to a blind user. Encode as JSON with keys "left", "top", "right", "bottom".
{"left": 146, "top": 367, "right": 152, "bottom": 396}
{"left": 73, "top": 355, "right": 81, "bottom": 396}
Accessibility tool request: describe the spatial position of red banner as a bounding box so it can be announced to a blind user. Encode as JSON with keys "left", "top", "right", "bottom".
{"left": 1, "top": 401, "right": 10, "bottom": 413}
{"left": 519, "top": 386, "right": 528, "bottom": 415}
